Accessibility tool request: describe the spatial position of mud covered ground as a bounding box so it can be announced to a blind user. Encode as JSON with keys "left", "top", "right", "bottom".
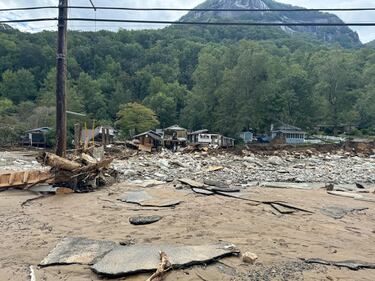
{"left": 0, "top": 150, "right": 375, "bottom": 281}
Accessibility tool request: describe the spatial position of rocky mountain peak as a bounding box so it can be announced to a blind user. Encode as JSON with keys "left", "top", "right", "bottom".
{"left": 209, "top": 0, "right": 269, "bottom": 9}
{"left": 180, "top": 0, "right": 361, "bottom": 48}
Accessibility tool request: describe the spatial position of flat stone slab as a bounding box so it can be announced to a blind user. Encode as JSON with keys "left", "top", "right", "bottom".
{"left": 179, "top": 178, "right": 204, "bottom": 188}
{"left": 203, "top": 179, "right": 229, "bottom": 189}
{"left": 320, "top": 206, "right": 368, "bottom": 219}
{"left": 192, "top": 188, "right": 215, "bottom": 196}
{"left": 260, "top": 182, "right": 323, "bottom": 190}
{"left": 119, "top": 190, "right": 181, "bottom": 207}
{"left": 305, "top": 258, "right": 375, "bottom": 270}
{"left": 271, "top": 203, "right": 297, "bottom": 214}
{"left": 327, "top": 191, "right": 363, "bottom": 199}
{"left": 92, "top": 243, "right": 238, "bottom": 277}
{"left": 129, "top": 215, "right": 162, "bottom": 225}
{"left": 40, "top": 237, "right": 117, "bottom": 266}
{"left": 119, "top": 190, "right": 153, "bottom": 204}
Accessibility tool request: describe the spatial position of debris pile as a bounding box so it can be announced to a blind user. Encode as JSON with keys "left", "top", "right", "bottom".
{"left": 0, "top": 149, "right": 117, "bottom": 192}
{"left": 113, "top": 149, "right": 375, "bottom": 186}
{"left": 36, "top": 151, "right": 117, "bottom": 192}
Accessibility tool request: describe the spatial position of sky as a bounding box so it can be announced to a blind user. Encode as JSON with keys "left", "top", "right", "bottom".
{"left": 1, "top": 0, "right": 375, "bottom": 43}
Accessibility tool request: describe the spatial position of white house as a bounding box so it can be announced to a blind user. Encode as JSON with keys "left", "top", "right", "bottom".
{"left": 271, "top": 124, "right": 306, "bottom": 144}
{"left": 188, "top": 130, "right": 235, "bottom": 148}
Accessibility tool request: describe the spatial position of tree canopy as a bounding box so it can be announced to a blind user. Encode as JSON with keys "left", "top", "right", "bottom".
{"left": 115, "top": 102, "right": 160, "bottom": 137}
{"left": 0, "top": 25, "right": 375, "bottom": 144}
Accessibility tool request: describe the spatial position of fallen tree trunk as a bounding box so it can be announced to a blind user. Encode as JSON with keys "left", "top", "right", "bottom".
{"left": 37, "top": 152, "right": 81, "bottom": 171}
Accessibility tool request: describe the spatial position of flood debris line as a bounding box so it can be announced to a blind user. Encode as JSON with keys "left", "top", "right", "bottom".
{"left": 91, "top": 243, "right": 239, "bottom": 277}
{"left": 40, "top": 237, "right": 117, "bottom": 266}
{"left": 304, "top": 258, "right": 375, "bottom": 270}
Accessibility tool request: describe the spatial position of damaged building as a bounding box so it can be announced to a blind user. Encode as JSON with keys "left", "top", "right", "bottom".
{"left": 163, "top": 125, "right": 188, "bottom": 151}
{"left": 188, "top": 129, "right": 235, "bottom": 148}
{"left": 133, "top": 131, "right": 162, "bottom": 152}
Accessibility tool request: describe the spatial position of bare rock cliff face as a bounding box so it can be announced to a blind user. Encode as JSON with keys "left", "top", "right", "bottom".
{"left": 180, "top": 0, "right": 361, "bottom": 48}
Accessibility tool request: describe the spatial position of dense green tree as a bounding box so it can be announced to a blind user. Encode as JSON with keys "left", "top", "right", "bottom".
{"left": 115, "top": 102, "right": 160, "bottom": 138}
{"left": 143, "top": 92, "right": 176, "bottom": 127}
{"left": 0, "top": 97, "right": 13, "bottom": 116}
{"left": 0, "top": 69, "right": 37, "bottom": 104}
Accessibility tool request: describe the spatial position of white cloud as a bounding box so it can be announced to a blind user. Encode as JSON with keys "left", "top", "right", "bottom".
{"left": 1, "top": 0, "right": 375, "bottom": 42}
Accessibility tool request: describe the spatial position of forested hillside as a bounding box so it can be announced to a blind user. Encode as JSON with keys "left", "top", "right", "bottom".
{"left": 0, "top": 22, "right": 375, "bottom": 143}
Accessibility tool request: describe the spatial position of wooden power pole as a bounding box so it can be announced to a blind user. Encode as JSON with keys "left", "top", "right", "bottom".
{"left": 56, "top": 0, "right": 68, "bottom": 157}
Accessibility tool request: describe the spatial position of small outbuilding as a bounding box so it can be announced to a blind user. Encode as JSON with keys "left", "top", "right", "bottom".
{"left": 133, "top": 131, "right": 162, "bottom": 152}
{"left": 81, "top": 126, "right": 117, "bottom": 145}
{"left": 21, "top": 127, "right": 51, "bottom": 147}
{"left": 239, "top": 131, "right": 254, "bottom": 144}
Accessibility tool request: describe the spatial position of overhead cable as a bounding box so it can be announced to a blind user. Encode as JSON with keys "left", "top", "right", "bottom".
{"left": 2, "top": 17, "right": 375, "bottom": 26}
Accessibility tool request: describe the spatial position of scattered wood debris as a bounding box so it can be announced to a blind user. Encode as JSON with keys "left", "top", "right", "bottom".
{"left": 0, "top": 170, "right": 54, "bottom": 190}
{"left": 146, "top": 251, "right": 171, "bottom": 281}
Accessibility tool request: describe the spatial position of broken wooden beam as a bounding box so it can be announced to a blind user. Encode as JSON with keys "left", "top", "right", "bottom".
{"left": 37, "top": 152, "right": 81, "bottom": 171}
{"left": 0, "top": 170, "right": 54, "bottom": 189}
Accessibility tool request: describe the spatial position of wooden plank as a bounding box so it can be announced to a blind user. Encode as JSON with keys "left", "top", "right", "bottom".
{"left": 0, "top": 170, "right": 54, "bottom": 189}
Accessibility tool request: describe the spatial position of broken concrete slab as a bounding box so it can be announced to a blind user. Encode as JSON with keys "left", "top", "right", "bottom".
{"left": 320, "top": 206, "right": 368, "bottom": 219}
{"left": 129, "top": 215, "right": 162, "bottom": 225}
{"left": 209, "top": 187, "right": 240, "bottom": 193}
{"left": 260, "top": 182, "right": 323, "bottom": 190}
{"left": 179, "top": 178, "right": 204, "bottom": 188}
{"left": 119, "top": 190, "right": 153, "bottom": 204}
{"left": 92, "top": 243, "right": 239, "bottom": 277}
{"left": 327, "top": 191, "right": 363, "bottom": 199}
{"left": 354, "top": 197, "right": 375, "bottom": 203}
{"left": 192, "top": 188, "right": 215, "bottom": 196}
{"left": 40, "top": 237, "right": 116, "bottom": 266}
{"left": 304, "top": 258, "right": 375, "bottom": 270}
{"left": 140, "top": 199, "right": 181, "bottom": 208}
{"left": 129, "top": 180, "right": 166, "bottom": 188}
{"left": 271, "top": 203, "right": 297, "bottom": 214}
{"left": 207, "top": 166, "right": 224, "bottom": 172}
{"left": 119, "top": 190, "right": 182, "bottom": 208}
{"left": 203, "top": 179, "right": 229, "bottom": 189}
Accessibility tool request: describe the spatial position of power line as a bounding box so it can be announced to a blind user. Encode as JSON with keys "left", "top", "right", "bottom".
{"left": 3, "top": 6, "right": 375, "bottom": 13}
{"left": 3, "top": 17, "right": 375, "bottom": 27}
{"left": 88, "top": 1, "right": 96, "bottom": 11}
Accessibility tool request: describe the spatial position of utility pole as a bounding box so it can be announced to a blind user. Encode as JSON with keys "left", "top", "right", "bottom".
{"left": 56, "top": 0, "right": 68, "bottom": 157}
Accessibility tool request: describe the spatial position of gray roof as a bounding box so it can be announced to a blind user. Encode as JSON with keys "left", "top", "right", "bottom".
{"left": 272, "top": 124, "right": 305, "bottom": 134}
{"left": 165, "top": 124, "right": 186, "bottom": 131}
{"left": 133, "top": 130, "right": 162, "bottom": 141}
{"left": 26, "top": 127, "right": 51, "bottom": 133}
{"left": 189, "top": 129, "right": 209, "bottom": 135}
